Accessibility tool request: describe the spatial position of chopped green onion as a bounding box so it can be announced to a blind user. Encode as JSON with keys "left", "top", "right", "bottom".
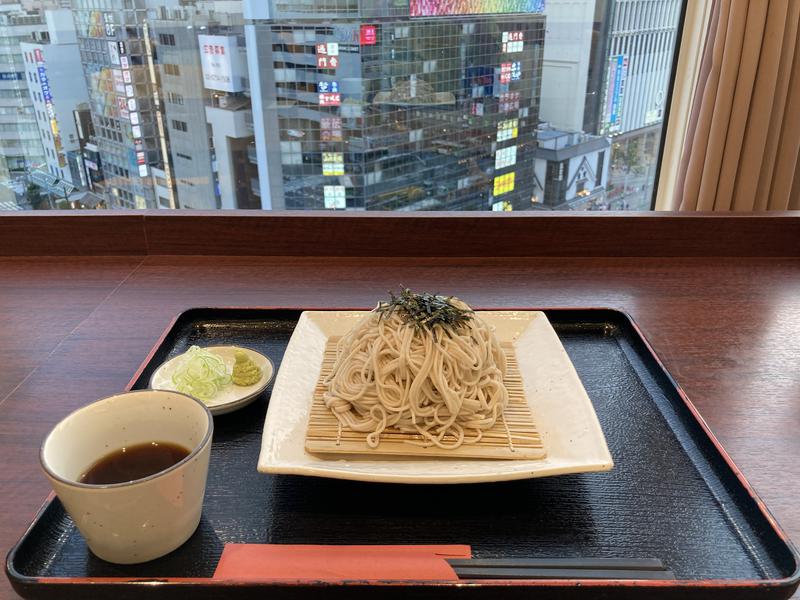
{"left": 171, "top": 345, "right": 231, "bottom": 401}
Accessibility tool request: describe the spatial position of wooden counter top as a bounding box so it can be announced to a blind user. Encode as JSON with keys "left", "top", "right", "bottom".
{"left": 2, "top": 251, "right": 799, "bottom": 597}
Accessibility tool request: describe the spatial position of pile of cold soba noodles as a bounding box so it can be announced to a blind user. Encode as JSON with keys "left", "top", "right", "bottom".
{"left": 322, "top": 295, "right": 509, "bottom": 449}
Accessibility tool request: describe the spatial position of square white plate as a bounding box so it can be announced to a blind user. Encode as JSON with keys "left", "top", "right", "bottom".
{"left": 258, "top": 311, "right": 613, "bottom": 484}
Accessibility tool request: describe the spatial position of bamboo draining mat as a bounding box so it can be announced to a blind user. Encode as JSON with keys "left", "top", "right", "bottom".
{"left": 305, "top": 339, "right": 545, "bottom": 460}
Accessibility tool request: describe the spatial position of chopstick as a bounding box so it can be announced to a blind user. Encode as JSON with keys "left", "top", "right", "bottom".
{"left": 447, "top": 558, "right": 675, "bottom": 580}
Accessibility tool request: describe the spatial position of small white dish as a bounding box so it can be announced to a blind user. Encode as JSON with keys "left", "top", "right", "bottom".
{"left": 258, "top": 311, "right": 613, "bottom": 484}
{"left": 150, "top": 346, "right": 274, "bottom": 416}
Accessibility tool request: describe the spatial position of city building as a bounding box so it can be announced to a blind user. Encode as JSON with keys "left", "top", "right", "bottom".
{"left": 0, "top": 4, "right": 46, "bottom": 182}
{"left": 151, "top": 0, "right": 259, "bottom": 210}
{"left": 538, "top": 0, "right": 681, "bottom": 209}
{"left": 21, "top": 9, "right": 88, "bottom": 186}
{"left": 538, "top": 0, "right": 595, "bottom": 133}
{"left": 71, "top": 0, "right": 170, "bottom": 208}
{"left": 245, "top": 0, "right": 546, "bottom": 211}
{"left": 532, "top": 124, "right": 609, "bottom": 209}
{"left": 586, "top": 0, "right": 682, "bottom": 208}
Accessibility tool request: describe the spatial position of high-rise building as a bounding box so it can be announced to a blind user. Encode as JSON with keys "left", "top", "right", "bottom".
{"left": 538, "top": 0, "right": 681, "bottom": 209}
{"left": 587, "top": 0, "right": 682, "bottom": 209}
{"left": 245, "top": 0, "right": 546, "bottom": 211}
{"left": 0, "top": 5, "right": 46, "bottom": 181}
{"left": 151, "top": 0, "right": 259, "bottom": 209}
{"left": 151, "top": 5, "right": 218, "bottom": 209}
{"left": 588, "top": 0, "right": 682, "bottom": 137}
{"left": 21, "top": 9, "right": 88, "bottom": 187}
{"left": 71, "top": 0, "right": 169, "bottom": 208}
{"left": 539, "top": 0, "right": 596, "bottom": 133}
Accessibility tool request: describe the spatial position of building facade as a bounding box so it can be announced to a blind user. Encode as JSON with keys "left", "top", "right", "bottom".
{"left": 21, "top": 9, "right": 88, "bottom": 186}
{"left": 0, "top": 5, "right": 45, "bottom": 181}
{"left": 71, "top": 0, "right": 167, "bottom": 208}
{"left": 245, "top": 0, "right": 546, "bottom": 211}
{"left": 532, "top": 125, "right": 609, "bottom": 209}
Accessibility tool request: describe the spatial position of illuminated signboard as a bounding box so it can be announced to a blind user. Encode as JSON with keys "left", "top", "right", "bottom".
{"left": 497, "top": 118, "right": 519, "bottom": 141}
{"left": 495, "top": 145, "right": 517, "bottom": 170}
{"left": 410, "top": 0, "right": 544, "bottom": 17}
{"left": 360, "top": 25, "right": 377, "bottom": 45}
{"left": 493, "top": 172, "right": 515, "bottom": 196}
{"left": 500, "top": 63, "right": 512, "bottom": 84}
{"left": 324, "top": 185, "right": 346, "bottom": 209}
{"left": 492, "top": 199, "right": 513, "bottom": 211}
{"left": 322, "top": 152, "right": 344, "bottom": 176}
{"left": 319, "top": 92, "right": 341, "bottom": 106}
{"left": 318, "top": 81, "right": 341, "bottom": 106}
{"left": 500, "top": 62, "right": 521, "bottom": 83}
{"left": 502, "top": 31, "right": 524, "bottom": 53}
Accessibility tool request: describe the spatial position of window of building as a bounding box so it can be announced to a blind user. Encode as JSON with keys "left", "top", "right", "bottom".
{"left": 4, "top": 1, "right": 684, "bottom": 212}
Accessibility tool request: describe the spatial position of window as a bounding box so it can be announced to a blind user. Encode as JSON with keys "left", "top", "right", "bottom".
{"left": 4, "top": 0, "right": 684, "bottom": 211}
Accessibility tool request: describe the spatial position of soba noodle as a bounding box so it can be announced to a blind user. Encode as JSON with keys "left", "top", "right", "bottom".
{"left": 322, "top": 297, "right": 509, "bottom": 449}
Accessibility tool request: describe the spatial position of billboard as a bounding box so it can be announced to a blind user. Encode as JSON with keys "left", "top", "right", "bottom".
{"left": 410, "top": 0, "right": 544, "bottom": 17}
{"left": 198, "top": 34, "right": 245, "bottom": 92}
{"left": 35, "top": 55, "right": 66, "bottom": 168}
{"left": 603, "top": 54, "right": 628, "bottom": 134}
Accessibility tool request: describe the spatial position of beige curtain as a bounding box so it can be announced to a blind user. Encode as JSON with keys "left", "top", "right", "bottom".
{"left": 673, "top": 0, "right": 800, "bottom": 211}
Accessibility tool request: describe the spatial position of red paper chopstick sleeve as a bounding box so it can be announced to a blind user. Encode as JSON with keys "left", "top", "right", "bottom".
{"left": 212, "top": 544, "right": 472, "bottom": 582}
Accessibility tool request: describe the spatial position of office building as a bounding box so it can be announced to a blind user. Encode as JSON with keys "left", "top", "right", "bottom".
{"left": 538, "top": 0, "right": 681, "bottom": 209}
{"left": 71, "top": 0, "right": 169, "bottom": 208}
{"left": 151, "top": 1, "right": 258, "bottom": 210}
{"left": 245, "top": 0, "right": 546, "bottom": 211}
{"left": 21, "top": 9, "right": 88, "bottom": 186}
{"left": 538, "top": 0, "right": 595, "bottom": 133}
{"left": 0, "top": 5, "right": 46, "bottom": 181}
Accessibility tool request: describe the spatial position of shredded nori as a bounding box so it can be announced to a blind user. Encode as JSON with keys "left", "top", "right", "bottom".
{"left": 376, "top": 288, "right": 473, "bottom": 333}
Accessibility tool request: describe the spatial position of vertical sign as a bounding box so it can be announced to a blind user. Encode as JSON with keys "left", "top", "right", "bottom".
{"left": 603, "top": 54, "right": 628, "bottom": 134}
{"left": 500, "top": 62, "right": 512, "bottom": 84}
{"left": 34, "top": 51, "right": 66, "bottom": 167}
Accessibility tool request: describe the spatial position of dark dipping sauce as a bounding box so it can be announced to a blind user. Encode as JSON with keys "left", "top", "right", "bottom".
{"left": 79, "top": 441, "right": 191, "bottom": 485}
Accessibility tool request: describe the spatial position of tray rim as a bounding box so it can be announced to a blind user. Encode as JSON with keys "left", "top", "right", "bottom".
{"left": 6, "top": 305, "right": 800, "bottom": 597}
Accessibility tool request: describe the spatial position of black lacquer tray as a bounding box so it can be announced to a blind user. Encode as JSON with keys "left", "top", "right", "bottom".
{"left": 7, "top": 308, "right": 799, "bottom": 599}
